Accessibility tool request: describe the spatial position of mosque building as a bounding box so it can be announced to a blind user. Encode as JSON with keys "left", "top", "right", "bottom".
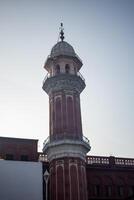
{"left": 0, "top": 24, "right": 134, "bottom": 200}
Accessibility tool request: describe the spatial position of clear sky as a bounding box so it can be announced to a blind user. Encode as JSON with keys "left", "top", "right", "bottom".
{"left": 0, "top": 0, "right": 134, "bottom": 157}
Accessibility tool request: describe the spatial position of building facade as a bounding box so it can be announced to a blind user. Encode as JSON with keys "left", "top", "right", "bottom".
{"left": 86, "top": 156, "right": 134, "bottom": 200}
{"left": 0, "top": 136, "right": 134, "bottom": 200}
{"left": 0, "top": 136, "right": 38, "bottom": 161}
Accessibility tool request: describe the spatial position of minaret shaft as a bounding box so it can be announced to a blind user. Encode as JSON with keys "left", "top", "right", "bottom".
{"left": 49, "top": 91, "right": 82, "bottom": 138}
{"left": 49, "top": 158, "right": 88, "bottom": 200}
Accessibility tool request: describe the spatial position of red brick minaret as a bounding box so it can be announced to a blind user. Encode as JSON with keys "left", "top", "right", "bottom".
{"left": 43, "top": 24, "right": 91, "bottom": 200}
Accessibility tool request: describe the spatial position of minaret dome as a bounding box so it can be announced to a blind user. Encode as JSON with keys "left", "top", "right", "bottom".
{"left": 51, "top": 41, "right": 75, "bottom": 58}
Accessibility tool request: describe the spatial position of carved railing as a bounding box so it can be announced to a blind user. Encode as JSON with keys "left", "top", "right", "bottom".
{"left": 115, "top": 157, "right": 134, "bottom": 166}
{"left": 86, "top": 156, "right": 109, "bottom": 165}
{"left": 86, "top": 156, "right": 134, "bottom": 167}
{"left": 43, "top": 71, "right": 85, "bottom": 84}
{"left": 43, "top": 133, "right": 90, "bottom": 148}
{"left": 38, "top": 154, "right": 134, "bottom": 166}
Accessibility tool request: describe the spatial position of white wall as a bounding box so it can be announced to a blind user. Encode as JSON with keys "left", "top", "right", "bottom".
{"left": 0, "top": 160, "right": 43, "bottom": 200}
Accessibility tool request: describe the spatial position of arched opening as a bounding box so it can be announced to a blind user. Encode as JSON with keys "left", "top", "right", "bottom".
{"left": 92, "top": 176, "right": 102, "bottom": 197}
{"left": 65, "top": 64, "right": 70, "bottom": 74}
{"left": 128, "top": 177, "right": 134, "bottom": 197}
{"left": 57, "top": 166, "right": 64, "bottom": 199}
{"left": 74, "top": 67, "right": 77, "bottom": 74}
{"left": 104, "top": 176, "right": 113, "bottom": 197}
{"left": 55, "top": 65, "right": 60, "bottom": 75}
{"left": 55, "top": 97, "right": 62, "bottom": 135}
{"left": 67, "top": 96, "right": 74, "bottom": 134}
{"left": 117, "top": 177, "right": 125, "bottom": 197}
{"left": 70, "top": 165, "right": 79, "bottom": 200}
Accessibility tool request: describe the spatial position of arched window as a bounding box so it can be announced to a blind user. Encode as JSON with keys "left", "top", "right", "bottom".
{"left": 55, "top": 97, "right": 62, "bottom": 134}
{"left": 70, "top": 165, "right": 79, "bottom": 200}
{"left": 128, "top": 177, "right": 134, "bottom": 196}
{"left": 117, "top": 177, "right": 125, "bottom": 197}
{"left": 65, "top": 64, "right": 70, "bottom": 74}
{"left": 104, "top": 176, "right": 113, "bottom": 197}
{"left": 74, "top": 67, "right": 77, "bottom": 74}
{"left": 57, "top": 166, "right": 64, "bottom": 199}
{"left": 67, "top": 96, "right": 74, "bottom": 133}
{"left": 92, "top": 176, "right": 102, "bottom": 197}
{"left": 55, "top": 65, "right": 60, "bottom": 74}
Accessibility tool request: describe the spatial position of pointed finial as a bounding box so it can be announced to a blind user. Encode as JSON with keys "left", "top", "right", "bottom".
{"left": 60, "top": 23, "right": 64, "bottom": 41}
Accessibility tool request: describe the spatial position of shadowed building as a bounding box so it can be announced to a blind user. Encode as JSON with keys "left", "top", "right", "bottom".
{"left": 0, "top": 136, "right": 38, "bottom": 161}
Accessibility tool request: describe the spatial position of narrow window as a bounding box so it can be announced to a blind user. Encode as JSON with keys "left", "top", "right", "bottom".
{"left": 57, "top": 166, "right": 64, "bottom": 199}
{"left": 56, "top": 65, "right": 60, "bottom": 74}
{"left": 94, "top": 185, "right": 100, "bottom": 196}
{"left": 67, "top": 96, "right": 74, "bottom": 133}
{"left": 105, "top": 185, "right": 112, "bottom": 197}
{"left": 21, "top": 155, "right": 28, "bottom": 161}
{"left": 55, "top": 97, "right": 62, "bottom": 134}
{"left": 74, "top": 66, "right": 77, "bottom": 74}
{"left": 65, "top": 64, "right": 70, "bottom": 74}
{"left": 128, "top": 186, "right": 134, "bottom": 196}
{"left": 118, "top": 186, "right": 124, "bottom": 197}
{"left": 6, "top": 154, "right": 14, "bottom": 160}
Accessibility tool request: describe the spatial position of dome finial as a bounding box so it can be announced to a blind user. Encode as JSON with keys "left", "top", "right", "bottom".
{"left": 60, "top": 23, "right": 64, "bottom": 41}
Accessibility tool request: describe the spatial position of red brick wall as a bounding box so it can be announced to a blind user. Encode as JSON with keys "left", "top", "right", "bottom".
{"left": 49, "top": 157, "right": 88, "bottom": 200}
{"left": 86, "top": 164, "right": 134, "bottom": 199}
{"left": 0, "top": 137, "right": 38, "bottom": 161}
{"left": 49, "top": 91, "right": 83, "bottom": 139}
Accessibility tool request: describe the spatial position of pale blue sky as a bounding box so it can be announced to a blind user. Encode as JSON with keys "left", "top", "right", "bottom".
{"left": 0, "top": 0, "right": 134, "bottom": 157}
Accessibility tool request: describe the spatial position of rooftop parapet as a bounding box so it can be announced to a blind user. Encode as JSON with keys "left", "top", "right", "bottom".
{"left": 86, "top": 155, "right": 134, "bottom": 168}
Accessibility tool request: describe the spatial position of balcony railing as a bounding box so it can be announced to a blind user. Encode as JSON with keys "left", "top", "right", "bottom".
{"left": 38, "top": 154, "right": 134, "bottom": 167}
{"left": 43, "top": 133, "right": 90, "bottom": 148}
{"left": 43, "top": 71, "right": 85, "bottom": 85}
{"left": 115, "top": 157, "right": 134, "bottom": 166}
{"left": 86, "top": 156, "right": 134, "bottom": 167}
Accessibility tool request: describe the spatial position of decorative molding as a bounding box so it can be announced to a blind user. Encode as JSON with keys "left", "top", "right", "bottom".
{"left": 43, "top": 139, "right": 91, "bottom": 162}
{"left": 43, "top": 74, "right": 85, "bottom": 94}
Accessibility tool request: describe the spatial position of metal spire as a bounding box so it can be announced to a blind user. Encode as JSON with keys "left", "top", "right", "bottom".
{"left": 60, "top": 23, "right": 64, "bottom": 41}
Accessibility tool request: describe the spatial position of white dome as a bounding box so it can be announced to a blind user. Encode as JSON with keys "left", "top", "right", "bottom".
{"left": 50, "top": 41, "right": 76, "bottom": 57}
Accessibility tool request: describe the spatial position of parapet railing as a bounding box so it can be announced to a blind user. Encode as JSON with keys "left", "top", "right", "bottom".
{"left": 43, "top": 71, "right": 85, "bottom": 84}
{"left": 86, "top": 156, "right": 134, "bottom": 167}
{"left": 86, "top": 156, "right": 110, "bottom": 165}
{"left": 38, "top": 154, "right": 134, "bottom": 166}
{"left": 43, "top": 133, "right": 90, "bottom": 148}
{"left": 115, "top": 157, "right": 134, "bottom": 166}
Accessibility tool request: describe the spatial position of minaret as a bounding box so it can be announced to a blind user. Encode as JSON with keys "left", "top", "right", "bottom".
{"left": 43, "top": 24, "right": 91, "bottom": 200}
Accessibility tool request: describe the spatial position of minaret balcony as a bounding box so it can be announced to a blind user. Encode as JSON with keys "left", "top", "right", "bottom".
{"left": 43, "top": 134, "right": 90, "bottom": 146}
{"left": 42, "top": 72, "right": 86, "bottom": 94}
{"left": 42, "top": 134, "right": 91, "bottom": 161}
